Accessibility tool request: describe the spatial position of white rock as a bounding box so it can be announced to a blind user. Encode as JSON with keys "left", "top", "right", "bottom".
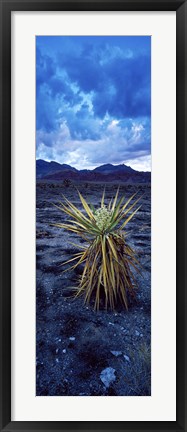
{"left": 69, "top": 337, "right": 75, "bottom": 341}
{"left": 135, "top": 330, "right": 140, "bottom": 336}
{"left": 124, "top": 355, "right": 130, "bottom": 362}
{"left": 100, "top": 367, "right": 116, "bottom": 388}
{"left": 62, "top": 349, "right": 66, "bottom": 353}
{"left": 111, "top": 350, "right": 122, "bottom": 357}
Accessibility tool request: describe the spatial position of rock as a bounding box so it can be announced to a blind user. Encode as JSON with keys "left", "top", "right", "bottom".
{"left": 111, "top": 350, "right": 122, "bottom": 357}
{"left": 124, "top": 355, "right": 130, "bottom": 362}
{"left": 62, "top": 349, "right": 66, "bottom": 353}
{"left": 100, "top": 367, "right": 116, "bottom": 388}
{"left": 135, "top": 330, "right": 140, "bottom": 336}
{"left": 69, "top": 337, "right": 75, "bottom": 341}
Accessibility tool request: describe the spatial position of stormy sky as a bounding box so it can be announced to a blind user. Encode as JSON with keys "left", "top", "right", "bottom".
{"left": 36, "top": 36, "right": 151, "bottom": 171}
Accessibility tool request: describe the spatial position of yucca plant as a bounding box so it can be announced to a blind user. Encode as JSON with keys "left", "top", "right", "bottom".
{"left": 54, "top": 188, "right": 142, "bottom": 310}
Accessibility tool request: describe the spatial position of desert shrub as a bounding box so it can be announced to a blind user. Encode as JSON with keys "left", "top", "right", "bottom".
{"left": 63, "top": 179, "right": 72, "bottom": 187}
{"left": 54, "top": 188, "right": 142, "bottom": 310}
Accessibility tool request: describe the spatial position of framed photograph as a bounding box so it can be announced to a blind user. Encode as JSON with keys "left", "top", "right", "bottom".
{"left": 0, "top": 0, "right": 186, "bottom": 431}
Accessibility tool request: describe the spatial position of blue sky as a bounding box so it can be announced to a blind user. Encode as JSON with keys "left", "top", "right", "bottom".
{"left": 36, "top": 36, "right": 151, "bottom": 171}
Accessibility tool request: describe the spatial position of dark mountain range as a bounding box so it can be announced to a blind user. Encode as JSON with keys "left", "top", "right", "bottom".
{"left": 36, "top": 159, "right": 151, "bottom": 183}
{"left": 36, "top": 159, "right": 77, "bottom": 178}
{"left": 93, "top": 163, "right": 135, "bottom": 174}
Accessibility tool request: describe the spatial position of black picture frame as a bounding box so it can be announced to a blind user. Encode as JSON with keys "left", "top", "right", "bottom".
{"left": 0, "top": 0, "right": 186, "bottom": 431}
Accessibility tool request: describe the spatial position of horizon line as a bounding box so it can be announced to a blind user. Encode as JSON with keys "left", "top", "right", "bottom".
{"left": 36, "top": 158, "right": 151, "bottom": 173}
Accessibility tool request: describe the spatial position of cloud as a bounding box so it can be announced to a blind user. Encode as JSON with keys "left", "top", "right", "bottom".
{"left": 36, "top": 116, "right": 151, "bottom": 171}
{"left": 57, "top": 42, "right": 151, "bottom": 119}
{"left": 36, "top": 36, "right": 151, "bottom": 170}
{"left": 36, "top": 48, "right": 82, "bottom": 132}
{"left": 125, "top": 154, "right": 151, "bottom": 172}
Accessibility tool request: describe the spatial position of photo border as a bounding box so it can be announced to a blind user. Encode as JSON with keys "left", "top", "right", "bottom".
{"left": 0, "top": 1, "right": 186, "bottom": 431}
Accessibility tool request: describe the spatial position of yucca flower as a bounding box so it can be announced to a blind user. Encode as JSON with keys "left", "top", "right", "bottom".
{"left": 54, "top": 188, "right": 142, "bottom": 310}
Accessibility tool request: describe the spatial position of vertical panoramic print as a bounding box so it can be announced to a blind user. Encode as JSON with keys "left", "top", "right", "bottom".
{"left": 36, "top": 36, "right": 151, "bottom": 396}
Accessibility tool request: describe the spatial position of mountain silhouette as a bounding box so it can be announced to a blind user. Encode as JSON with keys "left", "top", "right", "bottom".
{"left": 93, "top": 163, "right": 135, "bottom": 174}
{"left": 36, "top": 159, "right": 150, "bottom": 183}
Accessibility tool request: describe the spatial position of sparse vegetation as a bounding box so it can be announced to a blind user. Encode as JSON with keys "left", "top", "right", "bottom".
{"left": 37, "top": 181, "right": 151, "bottom": 396}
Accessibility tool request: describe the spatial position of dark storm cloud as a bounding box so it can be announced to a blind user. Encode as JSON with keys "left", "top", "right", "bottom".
{"left": 36, "top": 47, "right": 82, "bottom": 132}
{"left": 58, "top": 46, "right": 150, "bottom": 118}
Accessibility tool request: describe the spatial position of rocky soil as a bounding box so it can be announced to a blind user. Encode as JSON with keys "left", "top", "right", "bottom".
{"left": 36, "top": 181, "right": 151, "bottom": 396}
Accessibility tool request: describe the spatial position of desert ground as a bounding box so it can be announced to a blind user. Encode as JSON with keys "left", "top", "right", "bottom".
{"left": 36, "top": 181, "right": 151, "bottom": 396}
